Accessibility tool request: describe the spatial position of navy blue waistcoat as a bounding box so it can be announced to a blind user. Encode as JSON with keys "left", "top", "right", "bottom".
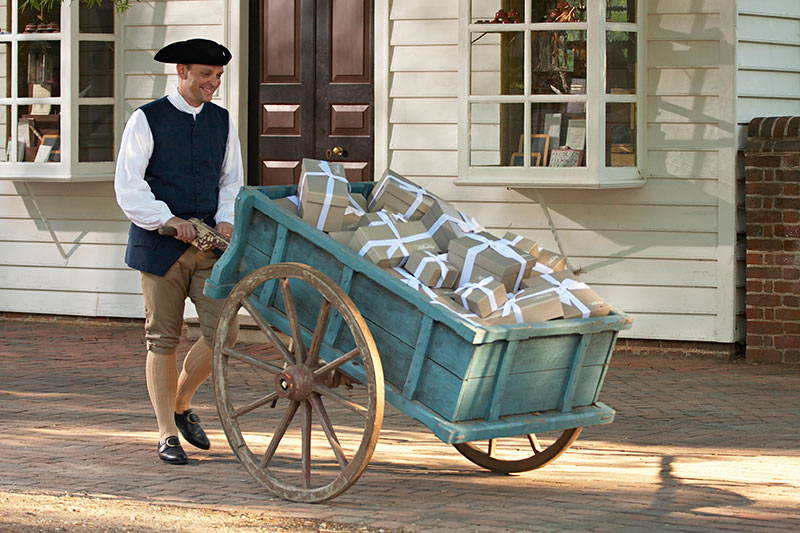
{"left": 124, "top": 97, "right": 229, "bottom": 276}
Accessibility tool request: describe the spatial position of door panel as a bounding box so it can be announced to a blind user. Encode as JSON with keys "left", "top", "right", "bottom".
{"left": 315, "top": 0, "right": 373, "bottom": 182}
{"left": 251, "top": 0, "right": 374, "bottom": 186}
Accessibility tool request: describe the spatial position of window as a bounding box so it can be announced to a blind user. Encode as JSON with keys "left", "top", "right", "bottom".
{"left": 458, "top": 0, "right": 645, "bottom": 188}
{"left": 0, "top": 0, "right": 118, "bottom": 180}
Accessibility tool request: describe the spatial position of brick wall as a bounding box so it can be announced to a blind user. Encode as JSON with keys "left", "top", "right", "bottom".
{"left": 744, "top": 116, "right": 800, "bottom": 364}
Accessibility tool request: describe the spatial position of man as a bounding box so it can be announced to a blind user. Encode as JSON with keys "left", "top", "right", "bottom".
{"left": 115, "top": 39, "right": 242, "bottom": 465}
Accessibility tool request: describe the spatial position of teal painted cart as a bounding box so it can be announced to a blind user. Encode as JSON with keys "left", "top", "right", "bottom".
{"left": 206, "top": 183, "right": 632, "bottom": 503}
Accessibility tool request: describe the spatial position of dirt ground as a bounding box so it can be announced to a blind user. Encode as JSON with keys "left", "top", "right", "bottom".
{"left": 0, "top": 490, "right": 404, "bottom": 533}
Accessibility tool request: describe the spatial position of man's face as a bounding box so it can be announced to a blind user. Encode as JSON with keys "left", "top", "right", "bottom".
{"left": 177, "top": 64, "right": 224, "bottom": 106}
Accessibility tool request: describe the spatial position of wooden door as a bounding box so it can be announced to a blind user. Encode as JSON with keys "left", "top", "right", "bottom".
{"left": 250, "top": 0, "right": 374, "bottom": 186}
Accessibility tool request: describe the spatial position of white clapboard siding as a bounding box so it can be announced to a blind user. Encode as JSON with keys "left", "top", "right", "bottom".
{"left": 0, "top": 266, "right": 141, "bottom": 294}
{"left": 123, "top": 26, "right": 223, "bottom": 52}
{"left": 390, "top": 0, "right": 458, "bottom": 19}
{"left": 390, "top": 72, "right": 459, "bottom": 97}
{"left": 735, "top": 9, "right": 800, "bottom": 130}
{"left": 568, "top": 258, "right": 717, "bottom": 288}
{"left": 378, "top": 2, "right": 740, "bottom": 341}
{"left": 4, "top": 242, "right": 128, "bottom": 269}
{"left": 0, "top": 180, "right": 117, "bottom": 197}
{"left": 451, "top": 202, "right": 718, "bottom": 233}
{"left": 738, "top": 42, "right": 800, "bottom": 73}
{"left": 647, "top": 150, "right": 719, "bottom": 177}
{"left": 389, "top": 125, "right": 458, "bottom": 150}
{"left": 415, "top": 176, "right": 720, "bottom": 206}
{"left": 389, "top": 151, "right": 458, "bottom": 176}
{"left": 647, "top": 67, "right": 721, "bottom": 96}
{"left": 486, "top": 228, "right": 720, "bottom": 261}
{"left": 123, "top": 1, "right": 224, "bottom": 27}
{"left": 623, "top": 313, "right": 718, "bottom": 341}
{"left": 647, "top": 14, "right": 723, "bottom": 41}
{"left": 648, "top": 96, "right": 721, "bottom": 124}
{"left": 1, "top": 219, "right": 131, "bottom": 245}
{"left": 390, "top": 98, "right": 458, "bottom": 124}
{"left": 390, "top": 20, "right": 457, "bottom": 46}
{"left": 0, "top": 195, "right": 127, "bottom": 220}
{"left": 648, "top": 41, "right": 721, "bottom": 67}
{"left": 391, "top": 46, "right": 458, "bottom": 72}
{"left": 650, "top": 0, "right": 721, "bottom": 13}
{"left": 0, "top": 289, "right": 143, "bottom": 318}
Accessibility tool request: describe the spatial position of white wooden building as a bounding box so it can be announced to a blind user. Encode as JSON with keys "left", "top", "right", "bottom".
{"left": 1, "top": 0, "right": 799, "bottom": 344}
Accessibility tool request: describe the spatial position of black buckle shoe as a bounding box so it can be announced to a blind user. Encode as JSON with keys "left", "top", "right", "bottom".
{"left": 175, "top": 409, "right": 210, "bottom": 450}
{"left": 158, "top": 436, "right": 187, "bottom": 465}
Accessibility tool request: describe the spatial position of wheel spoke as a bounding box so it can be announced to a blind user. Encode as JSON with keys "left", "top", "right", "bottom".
{"left": 301, "top": 400, "right": 312, "bottom": 489}
{"left": 260, "top": 400, "right": 300, "bottom": 468}
{"left": 487, "top": 439, "right": 496, "bottom": 458}
{"left": 527, "top": 433, "right": 543, "bottom": 454}
{"left": 313, "top": 348, "right": 359, "bottom": 379}
{"left": 223, "top": 347, "right": 284, "bottom": 375}
{"left": 280, "top": 278, "right": 307, "bottom": 365}
{"left": 233, "top": 391, "right": 279, "bottom": 418}
{"left": 314, "top": 383, "right": 368, "bottom": 417}
{"left": 241, "top": 297, "right": 295, "bottom": 365}
{"left": 311, "top": 393, "right": 348, "bottom": 469}
{"left": 307, "top": 300, "right": 332, "bottom": 365}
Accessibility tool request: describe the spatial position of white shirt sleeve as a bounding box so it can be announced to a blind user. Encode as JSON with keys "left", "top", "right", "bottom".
{"left": 114, "top": 109, "right": 174, "bottom": 230}
{"left": 215, "top": 115, "right": 244, "bottom": 225}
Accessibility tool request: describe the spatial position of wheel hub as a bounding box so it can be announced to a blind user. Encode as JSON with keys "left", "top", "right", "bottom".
{"left": 275, "top": 365, "right": 314, "bottom": 401}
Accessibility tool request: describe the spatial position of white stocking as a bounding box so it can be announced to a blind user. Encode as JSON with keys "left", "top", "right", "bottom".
{"left": 175, "top": 337, "right": 213, "bottom": 414}
{"left": 145, "top": 350, "right": 179, "bottom": 442}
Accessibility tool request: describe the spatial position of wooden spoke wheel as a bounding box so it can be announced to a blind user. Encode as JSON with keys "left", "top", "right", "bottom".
{"left": 213, "top": 263, "right": 384, "bottom": 502}
{"left": 452, "top": 428, "right": 583, "bottom": 474}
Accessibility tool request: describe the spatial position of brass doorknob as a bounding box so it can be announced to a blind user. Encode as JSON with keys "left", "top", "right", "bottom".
{"left": 326, "top": 146, "right": 347, "bottom": 159}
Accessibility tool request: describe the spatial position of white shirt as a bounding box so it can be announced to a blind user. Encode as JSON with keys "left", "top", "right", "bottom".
{"left": 114, "top": 87, "right": 244, "bottom": 230}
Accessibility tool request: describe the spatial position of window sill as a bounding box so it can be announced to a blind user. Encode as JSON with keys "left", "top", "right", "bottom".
{"left": 0, "top": 161, "right": 115, "bottom": 182}
{"left": 455, "top": 166, "right": 646, "bottom": 189}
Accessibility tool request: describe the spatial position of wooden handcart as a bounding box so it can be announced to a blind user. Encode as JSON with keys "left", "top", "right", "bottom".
{"left": 204, "top": 183, "right": 632, "bottom": 502}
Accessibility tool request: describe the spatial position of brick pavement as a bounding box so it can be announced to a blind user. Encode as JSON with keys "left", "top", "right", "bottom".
{"left": 1, "top": 319, "right": 799, "bottom": 532}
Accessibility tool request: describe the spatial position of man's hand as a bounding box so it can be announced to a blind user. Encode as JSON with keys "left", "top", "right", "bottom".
{"left": 164, "top": 217, "right": 197, "bottom": 243}
{"left": 215, "top": 221, "right": 233, "bottom": 240}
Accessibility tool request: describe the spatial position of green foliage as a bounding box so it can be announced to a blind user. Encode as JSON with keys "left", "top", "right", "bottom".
{"left": 21, "top": 0, "right": 132, "bottom": 13}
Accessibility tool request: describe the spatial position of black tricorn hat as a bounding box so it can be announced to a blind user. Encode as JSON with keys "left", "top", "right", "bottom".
{"left": 154, "top": 39, "right": 232, "bottom": 65}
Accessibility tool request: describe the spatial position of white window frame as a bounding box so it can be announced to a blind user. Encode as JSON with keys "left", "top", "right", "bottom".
{"left": 457, "top": 0, "right": 646, "bottom": 188}
{"left": 0, "top": 0, "right": 121, "bottom": 181}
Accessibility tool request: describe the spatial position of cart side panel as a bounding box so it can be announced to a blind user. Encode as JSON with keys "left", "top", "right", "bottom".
{"left": 412, "top": 329, "right": 619, "bottom": 422}
{"left": 348, "top": 273, "right": 425, "bottom": 348}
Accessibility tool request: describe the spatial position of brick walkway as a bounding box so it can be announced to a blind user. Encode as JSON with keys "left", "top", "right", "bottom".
{"left": 1, "top": 319, "right": 799, "bottom": 532}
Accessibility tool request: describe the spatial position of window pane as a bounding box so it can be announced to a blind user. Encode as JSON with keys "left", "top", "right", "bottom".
{"left": 533, "top": 0, "right": 587, "bottom": 23}
{"left": 471, "top": 31, "right": 523, "bottom": 95}
{"left": 607, "top": 31, "right": 636, "bottom": 94}
{"left": 606, "top": 103, "right": 636, "bottom": 167}
{"left": 531, "top": 103, "right": 586, "bottom": 167}
{"left": 79, "top": 105, "right": 114, "bottom": 162}
{"left": 80, "top": 1, "right": 114, "bottom": 33}
{"left": 79, "top": 41, "right": 114, "bottom": 97}
{"left": 1, "top": 0, "right": 8, "bottom": 32}
{"left": 471, "top": 0, "right": 524, "bottom": 24}
{"left": 0, "top": 42, "right": 9, "bottom": 98}
{"left": 0, "top": 105, "right": 9, "bottom": 161}
{"left": 19, "top": 40, "right": 60, "bottom": 98}
{"left": 607, "top": 0, "right": 636, "bottom": 23}
{"left": 19, "top": 106, "right": 61, "bottom": 162}
{"left": 19, "top": 2, "right": 60, "bottom": 33}
{"left": 531, "top": 30, "right": 586, "bottom": 95}
{"left": 470, "top": 102, "right": 524, "bottom": 166}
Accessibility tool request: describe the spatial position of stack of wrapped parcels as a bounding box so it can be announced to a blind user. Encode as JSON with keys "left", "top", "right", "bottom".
{"left": 280, "top": 158, "right": 612, "bottom": 326}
